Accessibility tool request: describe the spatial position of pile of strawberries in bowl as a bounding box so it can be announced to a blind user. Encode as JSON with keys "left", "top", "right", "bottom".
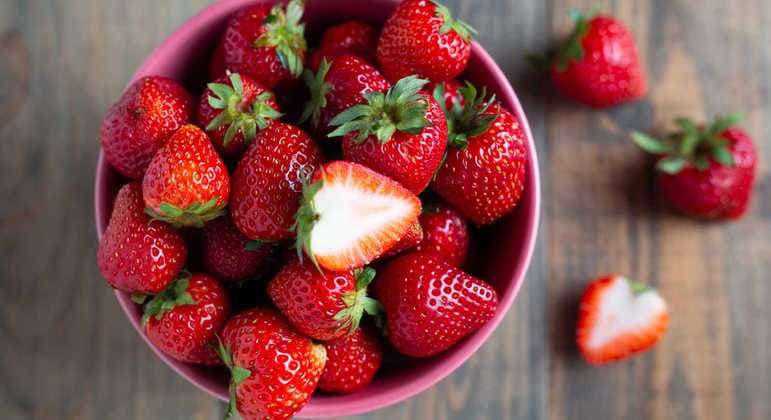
{"left": 95, "top": 0, "right": 539, "bottom": 418}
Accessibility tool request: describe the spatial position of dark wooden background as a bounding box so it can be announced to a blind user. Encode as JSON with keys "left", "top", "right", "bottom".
{"left": 1, "top": 0, "right": 769, "bottom": 419}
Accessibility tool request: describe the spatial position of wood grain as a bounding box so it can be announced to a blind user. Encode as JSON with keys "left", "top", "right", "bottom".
{"left": 0, "top": 0, "right": 768, "bottom": 419}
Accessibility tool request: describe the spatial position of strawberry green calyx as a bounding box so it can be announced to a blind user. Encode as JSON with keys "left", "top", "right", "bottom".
{"left": 145, "top": 197, "right": 226, "bottom": 228}
{"left": 217, "top": 337, "right": 252, "bottom": 420}
{"left": 293, "top": 178, "right": 324, "bottom": 270}
{"left": 335, "top": 267, "right": 383, "bottom": 335}
{"left": 206, "top": 72, "right": 282, "bottom": 147}
{"left": 328, "top": 75, "right": 430, "bottom": 143}
{"left": 141, "top": 273, "right": 197, "bottom": 326}
{"left": 299, "top": 58, "right": 332, "bottom": 127}
{"left": 554, "top": 9, "right": 596, "bottom": 71}
{"left": 437, "top": 81, "right": 498, "bottom": 148}
{"left": 432, "top": 1, "right": 476, "bottom": 42}
{"left": 631, "top": 113, "right": 743, "bottom": 174}
{"left": 254, "top": 0, "right": 307, "bottom": 78}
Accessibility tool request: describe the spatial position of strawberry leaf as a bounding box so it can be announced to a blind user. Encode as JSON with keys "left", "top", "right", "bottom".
{"left": 433, "top": 1, "right": 476, "bottom": 42}
{"left": 631, "top": 131, "right": 672, "bottom": 154}
{"left": 141, "top": 274, "right": 197, "bottom": 326}
{"left": 656, "top": 156, "right": 687, "bottom": 174}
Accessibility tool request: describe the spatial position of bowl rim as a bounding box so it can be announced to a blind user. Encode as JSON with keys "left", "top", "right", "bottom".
{"left": 94, "top": 0, "right": 541, "bottom": 417}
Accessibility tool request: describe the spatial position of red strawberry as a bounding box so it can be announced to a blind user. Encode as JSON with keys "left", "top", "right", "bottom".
{"left": 295, "top": 161, "right": 422, "bottom": 272}
{"left": 219, "top": 308, "right": 326, "bottom": 420}
{"left": 100, "top": 76, "right": 193, "bottom": 179}
{"left": 301, "top": 55, "right": 389, "bottom": 137}
{"left": 196, "top": 72, "right": 282, "bottom": 159}
{"left": 202, "top": 215, "right": 273, "bottom": 283}
{"left": 318, "top": 325, "right": 383, "bottom": 394}
{"left": 428, "top": 79, "right": 464, "bottom": 111}
{"left": 632, "top": 114, "right": 757, "bottom": 219}
{"left": 268, "top": 259, "right": 380, "bottom": 341}
{"left": 330, "top": 75, "right": 448, "bottom": 194}
{"left": 97, "top": 182, "right": 186, "bottom": 294}
{"left": 141, "top": 273, "right": 230, "bottom": 365}
{"left": 377, "top": 0, "right": 474, "bottom": 83}
{"left": 383, "top": 222, "right": 423, "bottom": 258}
{"left": 212, "top": 0, "right": 307, "bottom": 88}
{"left": 142, "top": 125, "right": 230, "bottom": 227}
{"left": 577, "top": 274, "right": 669, "bottom": 364}
{"left": 375, "top": 252, "right": 497, "bottom": 357}
{"left": 415, "top": 203, "right": 469, "bottom": 267}
{"left": 550, "top": 12, "right": 646, "bottom": 108}
{"left": 432, "top": 82, "right": 528, "bottom": 225}
{"left": 230, "top": 122, "right": 324, "bottom": 241}
{"left": 309, "top": 20, "right": 379, "bottom": 70}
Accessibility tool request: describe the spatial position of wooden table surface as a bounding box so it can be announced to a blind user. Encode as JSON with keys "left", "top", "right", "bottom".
{"left": 1, "top": 0, "right": 769, "bottom": 419}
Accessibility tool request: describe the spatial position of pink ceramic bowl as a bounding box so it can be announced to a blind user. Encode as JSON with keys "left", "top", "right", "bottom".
{"left": 94, "top": 0, "right": 540, "bottom": 417}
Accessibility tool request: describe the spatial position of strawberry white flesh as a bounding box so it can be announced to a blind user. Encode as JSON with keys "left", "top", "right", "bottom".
{"left": 577, "top": 275, "right": 669, "bottom": 364}
{"left": 298, "top": 161, "right": 421, "bottom": 271}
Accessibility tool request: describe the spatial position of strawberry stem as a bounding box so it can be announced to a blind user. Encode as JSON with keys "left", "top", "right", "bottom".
{"left": 140, "top": 273, "right": 196, "bottom": 326}
{"left": 299, "top": 58, "right": 332, "bottom": 127}
{"left": 327, "top": 75, "right": 430, "bottom": 144}
{"left": 253, "top": 0, "right": 307, "bottom": 78}
{"left": 631, "top": 113, "right": 743, "bottom": 174}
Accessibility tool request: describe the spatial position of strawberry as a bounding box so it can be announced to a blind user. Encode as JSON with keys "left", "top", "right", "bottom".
{"left": 550, "top": 12, "right": 646, "bottom": 108}
{"left": 100, "top": 76, "right": 193, "bottom": 179}
{"left": 294, "top": 161, "right": 422, "bottom": 272}
{"left": 97, "top": 182, "right": 186, "bottom": 294}
{"left": 301, "top": 55, "right": 389, "bottom": 137}
{"left": 219, "top": 308, "right": 326, "bottom": 420}
{"left": 212, "top": 0, "right": 307, "bottom": 88}
{"left": 318, "top": 325, "right": 383, "bottom": 394}
{"left": 230, "top": 122, "right": 324, "bottom": 241}
{"left": 428, "top": 79, "right": 464, "bottom": 112}
{"left": 432, "top": 82, "right": 528, "bottom": 225}
{"left": 142, "top": 125, "right": 230, "bottom": 227}
{"left": 377, "top": 0, "right": 474, "bottom": 83}
{"left": 375, "top": 252, "right": 497, "bottom": 357}
{"left": 141, "top": 273, "right": 229, "bottom": 365}
{"left": 383, "top": 222, "right": 423, "bottom": 258}
{"left": 196, "top": 72, "right": 282, "bottom": 159}
{"left": 202, "top": 214, "right": 273, "bottom": 283}
{"left": 267, "top": 259, "right": 380, "bottom": 341}
{"left": 415, "top": 203, "right": 469, "bottom": 267}
{"left": 309, "top": 20, "right": 379, "bottom": 70}
{"left": 632, "top": 114, "right": 757, "bottom": 219}
{"left": 577, "top": 274, "right": 669, "bottom": 364}
{"left": 330, "top": 75, "right": 448, "bottom": 194}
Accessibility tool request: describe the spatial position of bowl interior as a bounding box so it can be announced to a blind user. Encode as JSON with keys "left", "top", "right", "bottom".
{"left": 94, "top": 0, "right": 540, "bottom": 417}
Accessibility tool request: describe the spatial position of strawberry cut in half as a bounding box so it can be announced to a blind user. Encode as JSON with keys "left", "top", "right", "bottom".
{"left": 577, "top": 274, "right": 669, "bottom": 365}
{"left": 294, "top": 161, "right": 422, "bottom": 272}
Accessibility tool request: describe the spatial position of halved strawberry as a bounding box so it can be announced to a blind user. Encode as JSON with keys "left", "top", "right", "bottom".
{"left": 577, "top": 274, "right": 669, "bottom": 365}
{"left": 294, "top": 161, "right": 421, "bottom": 272}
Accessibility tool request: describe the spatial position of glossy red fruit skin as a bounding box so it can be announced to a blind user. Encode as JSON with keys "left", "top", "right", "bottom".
{"left": 377, "top": 0, "right": 471, "bottom": 83}
{"left": 230, "top": 123, "right": 324, "bottom": 241}
{"left": 142, "top": 125, "right": 230, "bottom": 216}
{"left": 415, "top": 203, "right": 470, "bottom": 267}
{"left": 97, "top": 183, "right": 186, "bottom": 294}
{"left": 196, "top": 74, "right": 280, "bottom": 159}
{"left": 144, "top": 273, "right": 230, "bottom": 365}
{"left": 221, "top": 308, "right": 326, "bottom": 420}
{"left": 101, "top": 76, "right": 194, "bottom": 179}
{"left": 427, "top": 79, "right": 464, "bottom": 111}
{"left": 318, "top": 325, "right": 383, "bottom": 394}
{"left": 342, "top": 92, "right": 447, "bottom": 194}
{"left": 309, "top": 21, "right": 379, "bottom": 71}
{"left": 213, "top": 5, "right": 303, "bottom": 88}
{"left": 658, "top": 128, "right": 757, "bottom": 219}
{"left": 267, "top": 257, "right": 356, "bottom": 341}
{"left": 376, "top": 252, "right": 497, "bottom": 357}
{"left": 551, "top": 16, "right": 646, "bottom": 108}
{"left": 432, "top": 106, "right": 527, "bottom": 225}
{"left": 312, "top": 56, "right": 390, "bottom": 136}
{"left": 202, "top": 215, "right": 272, "bottom": 283}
